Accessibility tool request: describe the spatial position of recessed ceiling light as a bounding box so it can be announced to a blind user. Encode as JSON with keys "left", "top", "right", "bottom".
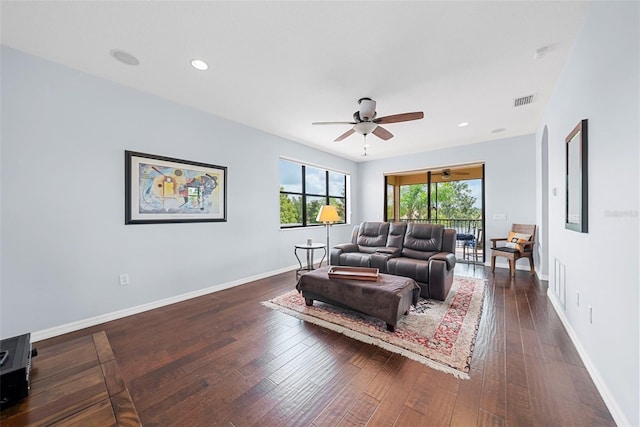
{"left": 491, "top": 128, "right": 506, "bottom": 133}
{"left": 191, "top": 59, "right": 208, "bottom": 71}
{"left": 109, "top": 49, "right": 139, "bottom": 66}
{"left": 458, "top": 122, "right": 469, "bottom": 127}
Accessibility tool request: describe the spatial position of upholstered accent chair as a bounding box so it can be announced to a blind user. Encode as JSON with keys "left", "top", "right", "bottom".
{"left": 490, "top": 223, "right": 536, "bottom": 277}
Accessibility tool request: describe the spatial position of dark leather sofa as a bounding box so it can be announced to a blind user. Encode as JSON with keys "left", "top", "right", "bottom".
{"left": 330, "top": 222, "right": 456, "bottom": 300}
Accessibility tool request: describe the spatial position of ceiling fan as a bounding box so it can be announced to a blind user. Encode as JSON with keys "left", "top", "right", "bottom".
{"left": 312, "top": 98, "right": 424, "bottom": 154}
{"left": 433, "top": 168, "right": 471, "bottom": 180}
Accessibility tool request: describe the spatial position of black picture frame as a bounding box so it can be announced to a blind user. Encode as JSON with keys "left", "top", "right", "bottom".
{"left": 125, "top": 151, "right": 227, "bottom": 224}
{"left": 565, "top": 119, "right": 588, "bottom": 233}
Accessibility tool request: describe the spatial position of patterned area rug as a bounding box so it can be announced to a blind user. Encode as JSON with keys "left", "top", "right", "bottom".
{"left": 262, "top": 276, "right": 485, "bottom": 379}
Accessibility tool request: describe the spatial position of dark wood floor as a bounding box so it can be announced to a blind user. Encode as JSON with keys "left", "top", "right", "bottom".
{"left": 36, "top": 265, "right": 615, "bottom": 426}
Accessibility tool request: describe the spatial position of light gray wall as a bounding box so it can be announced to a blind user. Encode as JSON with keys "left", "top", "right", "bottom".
{"left": 537, "top": 2, "right": 639, "bottom": 425}
{"left": 0, "top": 46, "right": 357, "bottom": 338}
{"left": 357, "top": 134, "right": 537, "bottom": 270}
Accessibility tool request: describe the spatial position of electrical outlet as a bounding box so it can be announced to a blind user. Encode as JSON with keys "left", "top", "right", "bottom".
{"left": 576, "top": 291, "right": 580, "bottom": 307}
{"left": 119, "top": 274, "right": 130, "bottom": 286}
{"left": 588, "top": 305, "right": 593, "bottom": 324}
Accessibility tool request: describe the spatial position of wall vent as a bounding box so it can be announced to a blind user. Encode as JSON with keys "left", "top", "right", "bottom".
{"left": 514, "top": 94, "right": 535, "bottom": 107}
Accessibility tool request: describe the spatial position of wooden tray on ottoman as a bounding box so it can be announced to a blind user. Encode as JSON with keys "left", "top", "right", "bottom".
{"left": 328, "top": 266, "right": 379, "bottom": 281}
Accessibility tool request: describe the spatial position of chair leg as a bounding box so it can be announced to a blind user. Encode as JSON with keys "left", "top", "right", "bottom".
{"left": 491, "top": 254, "right": 496, "bottom": 272}
{"left": 528, "top": 255, "right": 535, "bottom": 274}
{"left": 510, "top": 259, "right": 515, "bottom": 277}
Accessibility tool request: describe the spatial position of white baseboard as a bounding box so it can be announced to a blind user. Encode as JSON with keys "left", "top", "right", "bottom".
{"left": 31, "top": 264, "right": 300, "bottom": 342}
{"left": 547, "top": 290, "right": 629, "bottom": 427}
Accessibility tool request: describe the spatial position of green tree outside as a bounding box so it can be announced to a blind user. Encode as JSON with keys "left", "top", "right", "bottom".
{"left": 400, "top": 184, "right": 429, "bottom": 219}
{"left": 399, "top": 180, "right": 481, "bottom": 221}
{"left": 280, "top": 189, "right": 301, "bottom": 224}
{"left": 431, "top": 181, "right": 481, "bottom": 220}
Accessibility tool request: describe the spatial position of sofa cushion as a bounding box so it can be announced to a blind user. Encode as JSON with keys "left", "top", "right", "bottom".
{"left": 336, "top": 252, "right": 372, "bottom": 268}
{"left": 386, "top": 222, "right": 407, "bottom": 249}
{"left": 386, "top": 257, "right": 430, "bottom": 284}
{"left": 356, "top": 222, "right": 390, "bottom": 247}
{"left": 401, "top": 223, "right": 444, "bottom": 260}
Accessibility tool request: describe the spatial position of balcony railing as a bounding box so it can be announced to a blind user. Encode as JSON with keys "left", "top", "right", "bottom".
{"left": 390, "top": 218, "right": 482, "bottom": 235}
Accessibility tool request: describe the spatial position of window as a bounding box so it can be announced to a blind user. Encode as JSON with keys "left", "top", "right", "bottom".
{"left": 279, "top": 158, "right": 347, "bottom": 228}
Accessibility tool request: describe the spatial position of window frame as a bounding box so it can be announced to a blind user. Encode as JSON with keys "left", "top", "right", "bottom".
{"left": 279, "top": 158, "right": 348, "bottom": 229}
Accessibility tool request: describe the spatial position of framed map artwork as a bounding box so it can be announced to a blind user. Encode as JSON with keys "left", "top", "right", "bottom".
{"left": 125, "top": 151, "right": 227, "bottom": 224}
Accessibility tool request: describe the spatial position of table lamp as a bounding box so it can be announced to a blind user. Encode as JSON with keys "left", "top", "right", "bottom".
{"left": 316, "top": 205, "right": 340, "bottom": 265}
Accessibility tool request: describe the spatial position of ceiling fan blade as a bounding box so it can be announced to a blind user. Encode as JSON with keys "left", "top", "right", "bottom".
{"left": 372, "top": 126, "right": 393, "bottom": 141}
{"left": 374, "top": 112, "right": 424, "bottom": 124}
{"left": 334, "top": 128, "right": 355, "bottom": 142}
{"left": 312, "top": 121, "right": 357, "bottom": 125}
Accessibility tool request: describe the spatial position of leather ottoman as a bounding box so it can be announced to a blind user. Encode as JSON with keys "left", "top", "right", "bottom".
{"left": 296, "top": 266, "right": 421, "bottom": 332}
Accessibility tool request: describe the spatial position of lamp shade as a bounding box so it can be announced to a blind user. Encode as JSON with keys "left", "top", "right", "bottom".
{"left": 316, "top": 205, "right": 340, "bottom": 223}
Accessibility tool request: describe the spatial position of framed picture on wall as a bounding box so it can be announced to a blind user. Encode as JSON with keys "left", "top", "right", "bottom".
{"left": 125, "top": 151, "right": 227, "bottom": 224}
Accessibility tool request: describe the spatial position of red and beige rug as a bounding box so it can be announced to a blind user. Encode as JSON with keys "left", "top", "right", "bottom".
{"left": 262, "top": 276, "right": 485, "bottom": 379}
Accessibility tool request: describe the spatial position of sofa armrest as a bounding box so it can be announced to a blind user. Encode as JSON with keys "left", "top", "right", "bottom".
{"left": 333, "top": 243, "right": 359, "bottom": 253}
{"left": 429, "top": 252, "right": 456, "bottom": 270}
{"left": 490, "top": 237, "right": 507, "bottom": 248}
{"left": 330, "top": 243, "right": 359, "bottom": 266}
{"left": 376, "top": 247, "right": 401, "bottom": 256}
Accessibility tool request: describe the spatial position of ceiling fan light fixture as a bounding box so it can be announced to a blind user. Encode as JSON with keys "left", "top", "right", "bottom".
{"left": 355, "top": 121, "right": 377, "bottom": 135}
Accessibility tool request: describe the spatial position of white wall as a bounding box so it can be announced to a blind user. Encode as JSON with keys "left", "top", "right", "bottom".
{"left": 0, "top": 47, "right": 357, "bottom": 338}
{"left": 357, "top": 134, "right": 538, "bottom": 271}
{"left": 538, "top": 2, "right": 639, "bottom": 425}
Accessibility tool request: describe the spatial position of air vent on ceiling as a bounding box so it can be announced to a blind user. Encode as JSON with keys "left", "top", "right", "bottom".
{"left": 514, "top": 94, "right": 535, "bottom": 107}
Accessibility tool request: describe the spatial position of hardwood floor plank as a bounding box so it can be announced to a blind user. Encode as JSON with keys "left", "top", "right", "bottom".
{"left": 477, "top": 408, "right": 506, "bottom": 427}
{"left": 111, "top": 389, "right": 143, "bottom": 427}
{"left": 566, "top": 363, "right": 615, "bottom": 423}
{"left": 337, "top": 393, "right": 379, "bottom": 426}
{"left": 364, "top": 357, "right": 423, "bottom": 425}
{"left": 505, "top": 382, "right": 533, "bottom": 427}
{"left": 49, "top": 399, "right": 116, "bottom": 427}
{"left": 278, "top": 363, "right": 362, "bottom": 427}
{"left": 504, "top": 331, "right": 527, "bottom": 388}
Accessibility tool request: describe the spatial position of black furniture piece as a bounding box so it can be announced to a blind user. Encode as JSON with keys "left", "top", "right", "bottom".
{"left": 0, "top": 333, "right": 33, "bottom": 410}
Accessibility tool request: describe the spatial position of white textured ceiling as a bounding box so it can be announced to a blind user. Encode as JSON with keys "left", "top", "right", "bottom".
{"left": 1, "top": 1, "right": 589, "bottom": 161}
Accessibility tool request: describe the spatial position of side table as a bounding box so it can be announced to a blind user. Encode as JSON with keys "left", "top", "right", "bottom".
{"left": 294, "top": 243, "right": 327, "bottom": 277}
